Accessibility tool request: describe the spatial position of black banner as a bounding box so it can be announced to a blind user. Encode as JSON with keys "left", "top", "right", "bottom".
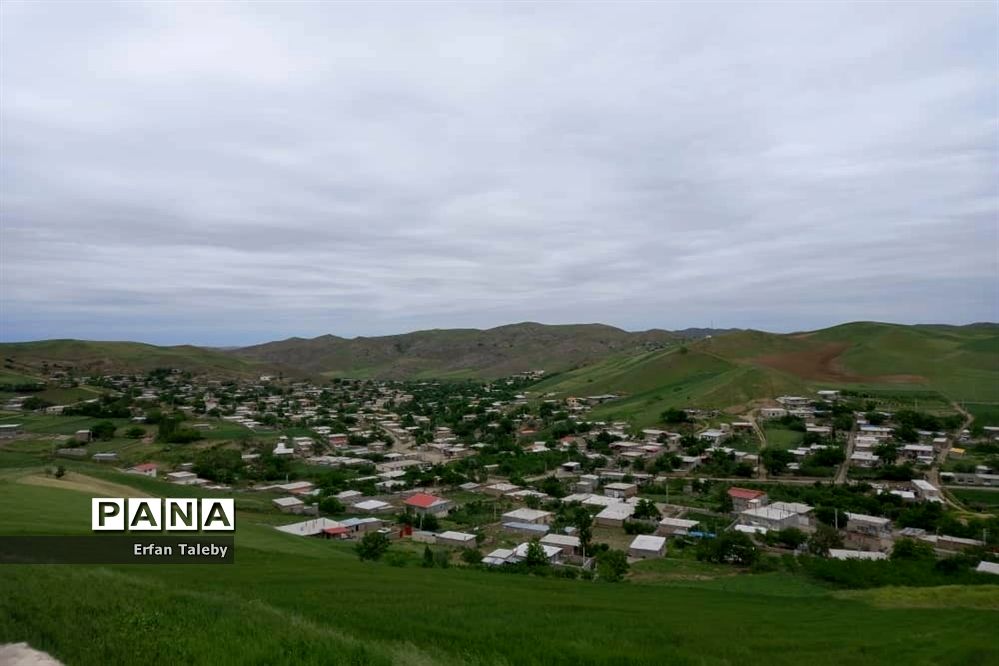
{"left": 0, "top": 536, "right": 235, "bottom": 564}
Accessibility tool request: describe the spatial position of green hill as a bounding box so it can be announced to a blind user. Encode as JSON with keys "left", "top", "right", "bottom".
{"left": 0, "top": 464, "right": 996, "bottom": 665}
{"left": 535, "top": 322, "right": 999, "bottom": 424}
{"left": 0, "top": 339, "right": 291, "bottom": 379}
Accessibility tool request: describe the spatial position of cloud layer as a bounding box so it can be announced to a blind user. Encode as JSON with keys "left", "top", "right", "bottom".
{"left": 2, "top": 1, "right": 996, "bottom": 345}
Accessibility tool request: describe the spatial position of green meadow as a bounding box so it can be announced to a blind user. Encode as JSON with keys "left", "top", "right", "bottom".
{"left": 1, "top": 458, "right": 997, "bottom": 665}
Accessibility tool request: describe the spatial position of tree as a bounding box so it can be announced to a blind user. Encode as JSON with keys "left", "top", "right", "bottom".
{"left": 632, "top": 498, "right": 661, "bottom": 521}
{"left": 891, "top": 537, "right": 935, "bottom": 561}
{"left": 874, "top": 442, "right": 899, "bottom": 467}
{"left": 524, "top": 539, "right": 549, "bottom": 567}
{"left": 807, "top": 524, "right": 844, "bottom": 556}
{"left": 461, "top": 548, "right": 483, "bottom": 565}
{"left": 124, "top": 426, "right": 146, "bottom": 439}
{"left": 770, "top": 527, "right": 807, "bottom": 550}
{"left": 91, "top": 421, "right": 117, "bottom": 441}
{"left": 761, "top": 449, "right": 793, "bottom": 476}
{"left": 54, "top": 465, "right": 66, "bottom": 479}
{"left": 697, "top": 531, "right": 758, "bottom": 565}
{"left": 596, "top": 549, "right": 630, "bottom": 582}
{"left": 355, "top": 532, "right": 391, "bottom": 561}
{"left": 660, "top": 408, "right": 689, "bottom": 424}
{"left": 318, "top": 496, "right": 344, "bottom": 515}
{"left": 422, "top": 545, "right": 435, "bottom": 568}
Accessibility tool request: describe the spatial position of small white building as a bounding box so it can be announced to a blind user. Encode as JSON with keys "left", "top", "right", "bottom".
{"left": 628, "top": 534, "right": 667, "bottom": 559}
{"left": 657, "top": 517, "right": 700, "bottom": 537}
{"left": 501, "top": 508, "right": 553, "bottom": 525}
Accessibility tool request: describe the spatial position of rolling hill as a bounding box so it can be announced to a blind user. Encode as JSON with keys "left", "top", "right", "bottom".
{"left": 533, "top": 322, "right": 999, "bottom": 424}
{"left": 230, "top": 322, "right": 679, "bottom": 379}
{"left": 0, "top": 339, "right": 290, "bottom": 380}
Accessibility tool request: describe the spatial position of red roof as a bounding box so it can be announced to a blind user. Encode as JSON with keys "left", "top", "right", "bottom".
{"left": 132, "top": 463, "right": 158, "bottom": 471}
{"left": 728, "top": 487, "right": 766, "bottom": 500}
{"left": 405, "top": 492, "right": 446, "bottom": 509}
{"left": 323, "top": 527, "right": 348, "bottom": 535}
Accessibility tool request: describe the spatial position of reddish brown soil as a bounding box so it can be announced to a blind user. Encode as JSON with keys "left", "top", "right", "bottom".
{"left": 753, "top": 342, "right": 926, "bottom": 384}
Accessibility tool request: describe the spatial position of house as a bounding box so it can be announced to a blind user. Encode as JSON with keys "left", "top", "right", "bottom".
{"left": 75, "top": 429, "right": 92, "bottom": 443}
{"left": 912, "top": 479, "right": 942, "bottom": 502}
{"left": 975, "top": 561, "right": 999, "bottom": 576}
{"left": 92, "top": 452, "right": 118, "bottom": 463}
{"left": 483, "top": 482, "right": 520, "bottom": 497}
{"left": 698, "top": 429, "right": 727, "bottom": 445}
{"left": 628, "top": 534, "right": 667, "bottom": 559}
{"left": 574, "top": 475, "right": 600, "bottom": 493}
{"left": 740, "top": 502, "right": 812, "bottom": 531}
{"left": 436, "top": 530, "right": 478, "bottom": 548}
{"left": 501, "top": 508, "right": 552, "bottom": 525}
{"left": 829, "top": 549, "right": 888, "bottom": 561}
{"left": 540, "top": 533, "right": 582, "bottom": 556}
{"left": 340, "top": 517, "right": 384, "bottom": 536}
{"left": 165, "top": 471, "right": 199, "bottom": 485}
{"left": 657, "top": 517, "right": 700, "bottom": 537}
{"left": 336, "top": 490, "right": 364, "bottom": 504}
{"left": 759, "top": 407, "right": 788, "bottom": 419}
{"left": 273, "top": 496, "right": 306, "bottom": 513}
{"left": 603, "top": 482, "right": 638, "bottom": 499}
{"left": 127, "top": 463, "right": 158, "bottom": 478}
{"left": 404, "top": 493, "right": 453, "bottom": 516}
{"left": 482, "top": 548, "right": 516, "bottom": 566}
{"left": 844, "top": 512, "right": 892, "bottom": 537}
{"left": 274, "top": 517, "right": 342, "bottom": 537}
{"left": 727, "top": 487, "right": 768, "bottom": 512}
{"left": 850, "top": 451, "right": 879, "bottom": 468}
{"left": 0, "top": 423, "right": 23, "bottom": 439}
{"left": 353, "top": 499, "right": 393, "bottom": 514}
{"left": 502, "top": 522, "right": 550, "bottom": 537}
{"left": 511, "top": 542, "right": 562, "bottom": 564}
{"left": 594, "top": 503, "right": 636, "bottom": 527}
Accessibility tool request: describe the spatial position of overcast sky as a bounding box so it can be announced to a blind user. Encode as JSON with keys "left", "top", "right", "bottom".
{"left": 1, "top": 1, "right": 996, "bottom": 346}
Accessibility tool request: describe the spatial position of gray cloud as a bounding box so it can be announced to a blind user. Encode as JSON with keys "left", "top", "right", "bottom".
{"left": 1, "top": 1, "right": 996, "bottom": 345}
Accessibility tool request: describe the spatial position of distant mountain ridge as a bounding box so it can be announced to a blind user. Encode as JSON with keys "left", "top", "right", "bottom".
{"left": 230, "top": 322, "right": 681, "bottom": 379}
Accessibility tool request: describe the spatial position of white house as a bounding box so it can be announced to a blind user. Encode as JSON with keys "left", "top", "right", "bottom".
{"left": 628, "top": 534, "right": 667, "bottom": 559}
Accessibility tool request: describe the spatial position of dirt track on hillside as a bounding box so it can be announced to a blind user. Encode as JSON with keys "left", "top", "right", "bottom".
{"left": 753, "top": 342, "right": 926, "bottom": 384}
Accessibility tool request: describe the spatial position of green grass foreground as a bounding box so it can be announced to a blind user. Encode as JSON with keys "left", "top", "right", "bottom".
{"left": 1, "top": 471, "right": 998, "bottom": 665}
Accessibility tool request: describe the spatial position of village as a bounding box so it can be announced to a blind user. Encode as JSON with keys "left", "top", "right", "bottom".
{"left": 1, "top": 367, "right": 998, "bottom": 579}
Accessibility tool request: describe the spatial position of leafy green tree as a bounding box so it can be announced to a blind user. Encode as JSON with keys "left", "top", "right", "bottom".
{"left": 524, "top": 539, "right": 549, "bottom": 567}
{"left": 807, "top": 524, "right": 844, "bottom": 556}
{"left": 461, "top": 548, "right": 483, "bottom": 565}
{"left": 124, "top": 426, "right": 146, "bottom": 439}
{"left": 697, "top": 531, "right": 759, "bottom": 565}
{"left": 596, "top": 549, "right": 630, "bottom": 582}
{"left": 874, "top": 442, "right": 899, "bottom": 466}
{"left": 318, "top": 497, "right": 344, "bottom": 515}
{"left": 891, "top": 537, "right": 935, "bottom": 561}
{"left": 356, "top": 532, "right": 391, "bottom": 561}
{"left": 660, "top": 408, "right": 689, "bottom": 424}
{"left": 761, "top": 449, "right": 794, "bottom": 476}
{"left": 91, "top": 421, "right": 117, "bottom": 441}
{"left": 632, "top": 498, "right": 661, "bottom": 521}
{"left": 54, "top": 465, "right": 66, "bottom": 479}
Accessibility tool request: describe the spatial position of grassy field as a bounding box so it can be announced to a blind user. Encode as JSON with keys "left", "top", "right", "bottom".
{"left": 1, "top": 455, "right": 997, "bottom": 665}
{"left": 949, "top": 488, "right": 999, "bottom": 511}
{"left": 764, "top": 427, "right": 805, "bottom": 449}
{"left": 966, "top": 403, "right": 999, "bottom": 427}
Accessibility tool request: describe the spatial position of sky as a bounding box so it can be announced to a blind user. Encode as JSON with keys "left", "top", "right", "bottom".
{"left": 1, "top": 1, "right": 997, "bottom": 346}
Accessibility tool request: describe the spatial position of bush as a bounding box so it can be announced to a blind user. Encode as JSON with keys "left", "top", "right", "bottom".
{"left": 696, "top": 531, "right": 759, "bottom": 566}
{"left": 623, "top": 520, "right": 656, "bottom": 535}
{"left": 91, "top": 421, "right": 117, "bottom": 441}
{"left": 355, "top": 532, "right": 391, "bottom": 561}
{"left": 596, "top": 549, "right": 629, "bottom": 582}
{"left": 461, "top": 548, "right": 483, "bottom": 565}
{"left": 124, "top": 427, "right": 146, "bottom": 439}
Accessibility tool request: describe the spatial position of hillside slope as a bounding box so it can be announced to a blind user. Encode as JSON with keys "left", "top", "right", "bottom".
{"left": 231, "top": 322, "right": 678, "bottom": 379}
{"left": 0, "top": 339, "right": 290, "bottom": 379}
{"left": 535, "top": 322, "right": 999, "bottom": 424}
